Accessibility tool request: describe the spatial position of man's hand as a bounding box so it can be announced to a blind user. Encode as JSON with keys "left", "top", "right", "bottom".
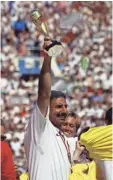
{"left": 43, "top": 38, "right": 52, "bottom": 50}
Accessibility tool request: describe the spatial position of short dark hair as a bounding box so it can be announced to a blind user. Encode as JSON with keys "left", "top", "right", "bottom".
{"left": 78, "top": 127, "right": 90, "bottom": 140}
{"left": 50, "top": 90, "right": 66, "bottom": 101}
{"left": 105, "top": 107, "right": 112, "bottom": 125}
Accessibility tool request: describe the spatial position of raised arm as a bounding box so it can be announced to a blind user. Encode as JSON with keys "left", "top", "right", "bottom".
{"left": 37, "top": 40, "right": 52, "bottom": 117}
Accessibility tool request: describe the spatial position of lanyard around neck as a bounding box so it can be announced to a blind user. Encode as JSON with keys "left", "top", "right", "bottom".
{"left": 56, "top": 131, "right": 71, "bottom": 164}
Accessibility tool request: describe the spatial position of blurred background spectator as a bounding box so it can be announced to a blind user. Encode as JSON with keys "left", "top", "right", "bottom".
{"left": 1, "top": 1, "right": 112, "bottom": 172}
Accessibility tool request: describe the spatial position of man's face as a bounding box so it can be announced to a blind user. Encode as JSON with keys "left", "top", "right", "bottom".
{"left": 60, "top": 116, "right": 77, "bottom": 137}
{"left": 49, "top": 97, "right": 68, "bottom": 129}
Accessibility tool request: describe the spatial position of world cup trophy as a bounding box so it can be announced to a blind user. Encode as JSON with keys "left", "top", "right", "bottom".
{"left": 30, "top": 10, "right": 64, "bottom": 57}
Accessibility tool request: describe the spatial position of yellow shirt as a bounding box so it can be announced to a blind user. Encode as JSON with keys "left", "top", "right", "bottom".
{"left": 80, "top": 125, "right": 113, "bottom": 160}
{"left": 69, "top": 161, "right": 97, "bottom": 180}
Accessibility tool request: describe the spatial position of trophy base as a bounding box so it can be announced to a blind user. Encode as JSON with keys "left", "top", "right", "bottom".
{"left": 45, "top": 40, "right": 64, "bottom": 57}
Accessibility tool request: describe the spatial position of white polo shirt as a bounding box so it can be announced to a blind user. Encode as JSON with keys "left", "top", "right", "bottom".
{"left": 24, "top": 104, "right": 76, "bottom": 180}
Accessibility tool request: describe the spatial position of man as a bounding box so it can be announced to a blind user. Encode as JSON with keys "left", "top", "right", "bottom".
{"left": 1, "top": 120, "right": 17, "bottom": 180}
{"left": 24, "top": 39, "right": 76, "bottom": 180}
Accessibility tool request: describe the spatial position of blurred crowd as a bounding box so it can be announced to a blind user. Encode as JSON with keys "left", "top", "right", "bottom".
{"left": 1, "top": 1, "right": 112, "bottom": 171}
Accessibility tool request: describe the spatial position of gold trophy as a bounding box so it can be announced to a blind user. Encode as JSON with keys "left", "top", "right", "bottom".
{"left": 30, "top": 10, "right": 64, "bottom": 57}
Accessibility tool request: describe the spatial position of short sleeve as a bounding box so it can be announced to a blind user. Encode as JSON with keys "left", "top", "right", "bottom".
{"left": 25, "top": 103, "right": 47, "bottom": 145}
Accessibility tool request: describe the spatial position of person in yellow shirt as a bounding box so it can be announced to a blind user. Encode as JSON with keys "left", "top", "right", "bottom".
{"left": 70, "top": 107, "right": 112, "bottom": 180}
{"left": 69, "top": 127, "right": 97, "bottom": 180}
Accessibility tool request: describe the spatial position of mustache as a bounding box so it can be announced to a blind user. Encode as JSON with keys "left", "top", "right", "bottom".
{"left": 56, "top": 113, "right": 67, "bottom": 118}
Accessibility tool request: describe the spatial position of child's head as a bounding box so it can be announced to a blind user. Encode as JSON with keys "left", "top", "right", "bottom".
{"left": 60, "top": 112, "right": 81, "bottom": 137}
